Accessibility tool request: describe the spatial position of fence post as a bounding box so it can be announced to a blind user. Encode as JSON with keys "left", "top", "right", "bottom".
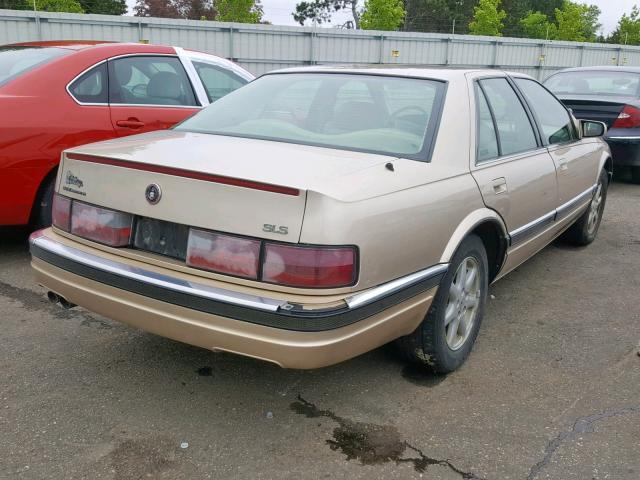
{"left": 492, "top": 40, "right": 499, "bottom": 67}
{"left": 229, "top": 26, "right": 234, "bottom": 61}
{"left": 445, "top": 37, "right": 451, "bottom": 65}
{"left": 579, "top": 44, "right": 585, "bottom": 66}
{"left": 378, "top": 34, "right": 384, "bottom": 63}
{"left": 537, "top": 42, "right": 545, "bottom": 80}
{"left": 137, "top": 19, "right": 143, "bottom": 42}
{"left": 309, "top": 30, "right": 315, "bottom": 65}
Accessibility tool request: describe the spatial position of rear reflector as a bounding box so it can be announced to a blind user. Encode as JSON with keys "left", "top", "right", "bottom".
{"left": 262, "top": 243, "right": 356, "bottom": 288}
{"left": 612, "top": 105, "right": 640, "bottom": 129}
{"left": 186, "top": 229, "right": 260, "bottom": 279}
{"left": 65, "top": 153, "right": 300, "bottom": 196}
{"left": 52, "top": 193, "right": 71, "bottom": 232}
{"left": 70, "top": 201, "right": 133, "bottom": 246}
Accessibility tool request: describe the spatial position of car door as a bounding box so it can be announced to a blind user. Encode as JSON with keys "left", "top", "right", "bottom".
{"left": 513, "top": 77, "right": 601, "bottom": 222}
{"left": 107, "top": 55, "right": 201, "bottom": 137}
{"left": 469, "top": 76, "right": 559, "bottom": 255}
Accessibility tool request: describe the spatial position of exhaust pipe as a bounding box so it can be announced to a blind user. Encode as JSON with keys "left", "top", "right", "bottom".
{"left": 46, "top": 291, "right": 76, "bottom": 309}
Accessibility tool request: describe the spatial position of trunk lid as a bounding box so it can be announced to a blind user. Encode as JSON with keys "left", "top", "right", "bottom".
{"left": 58, "top": 130, "right": 391, "bottom": 243}
{"left": 557, "top": 94, "right": 635, "bottom": 127}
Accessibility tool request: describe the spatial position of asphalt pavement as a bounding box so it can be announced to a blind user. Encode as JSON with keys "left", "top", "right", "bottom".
{"left": 1, "top": 181, "right": 639, "bottom": 480}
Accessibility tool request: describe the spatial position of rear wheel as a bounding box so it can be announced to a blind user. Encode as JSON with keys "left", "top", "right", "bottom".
{"left": 33, "top": 175, "right": 55, "bottom": 229}
{"left": 396, "top": 234, "right": 488, "bottom": 373}
{"left": 562, "top": 169, "right": 608, "bottom": 246}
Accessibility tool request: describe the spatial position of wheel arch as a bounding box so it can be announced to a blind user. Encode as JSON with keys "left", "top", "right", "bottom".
{"left": 28, "top": 164, "right": 58, "bottom": 225}
{"left": 440, "top": 209, "right": 509, "bottom": 283}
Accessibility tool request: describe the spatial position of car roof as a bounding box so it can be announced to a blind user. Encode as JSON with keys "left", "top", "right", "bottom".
{"left": 551, "top": 66, "right": 640, "bottom": 74}
{"left": 266, "top": 64, "right": 531, "bottom": 80}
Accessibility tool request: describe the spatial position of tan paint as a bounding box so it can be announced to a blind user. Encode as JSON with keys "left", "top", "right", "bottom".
{"left": 32, "top": 256, "right": 434, "bottom": 369}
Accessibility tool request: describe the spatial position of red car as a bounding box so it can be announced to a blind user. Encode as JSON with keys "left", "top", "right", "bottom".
{"left": 0, "top": 41, "right": 253, "bottom": 227}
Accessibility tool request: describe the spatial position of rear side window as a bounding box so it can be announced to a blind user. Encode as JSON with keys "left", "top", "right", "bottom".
{"left": 193, "top": 61, "right": 247, "bottom": 103}
{"left": 0, "top": 46, "right": 70, "bottom": 87}
{"left": 479, "top": 78, "right": 537, "bottom": 156}
{"left": 108, "top": 56, "right": 197, "bottom": 106}
{"left": 68, "top": 63, "right": 107, "bottom": 104}
{"left": 515, "top": 78, "right": 575, "bottom": 145}
{"left": 475, "top": 84, "right": 499, "bottom": 162}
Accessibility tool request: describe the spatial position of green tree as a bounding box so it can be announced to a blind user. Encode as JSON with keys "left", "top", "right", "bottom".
{"left": 469, "top": 0, "right": 506, "bottom": 36}
{"left": 403, "top": 0, "right": 476, "bottom": 33}
{"left": 79, "top": 0, "right": 127, "bottom": 15}
{"left": 555, "top": 1, "right": 601, "bottom": 42}
{"left": 610, "top": 5, "right": 640, "bottom": 45}
{"left": 293, "top": 0, "right": 360, "bottom": 28}
{"left": 135, "top": 0, "right": 216, "bottom": 19}
{"left": 360, "top": 0, "right": 404, "bottom": 30}
{"left": 500, "top": 0, "right": 562, "bottom": 36}
{"left": 0, "top": 0, "right": 29, "bottom": 10}
{"left": 36, "top": 0, "right": 84, "bottom": 12}
{"left": 216, "top": 0, "right": 262, "bottom": 22}
{"left": 519, "top": 10, "right": 557, "bottom": 39}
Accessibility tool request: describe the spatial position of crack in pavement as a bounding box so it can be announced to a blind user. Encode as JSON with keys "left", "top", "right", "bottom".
{"left": 291, "top": 395, "right": 485, "bottom": 479}
{"left": 0, "top": 280, "right": 111, "bottom": 329}
{"left": 527, "top": 406, "right": 640, "bottom": 480}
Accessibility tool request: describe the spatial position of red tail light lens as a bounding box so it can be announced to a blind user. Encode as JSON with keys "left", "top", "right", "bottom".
{"left": 262, "top": 243, "right": 356, "bottom": 288}
{"left": 612, "top": 105, "right": 640, "bottom": 128}
{"left": 51, "top": 193, "right": 71, "bottom": 232}
{"left": 70, "top": 201, "right": 133, "bottom": 246}
{"left": 186, "top": 229, "right": 261, "bottom": 279}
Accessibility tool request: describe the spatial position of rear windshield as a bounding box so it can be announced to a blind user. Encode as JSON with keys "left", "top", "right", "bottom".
{"left": 545, "top": 71, "right": 640, "bottom": 97}
{"left": 175, "top": 73, "right": 446, "bottom": 160}
{"left": 0, "top": 46, "right": 71, "bottom": 87}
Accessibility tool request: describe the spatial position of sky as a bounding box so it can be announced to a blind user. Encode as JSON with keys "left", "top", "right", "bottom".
{"left": 122, "top": 0, "right": 637, "bottom": 36}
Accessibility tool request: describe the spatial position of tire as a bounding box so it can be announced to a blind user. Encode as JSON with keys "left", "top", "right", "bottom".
{"left": 562, "top": 169, "right": 608, "bottom": 246}
{"left": 396, "top": 234, "right": 488, "bottom": 373}
{"left": 33, "top": 175, "right": 55, "bottom": 229}
{"left": 631, "top": 166, "right": 640, "bottom": 185}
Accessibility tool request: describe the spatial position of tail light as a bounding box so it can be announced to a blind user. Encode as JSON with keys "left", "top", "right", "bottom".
{"left": 262, "top": 243, "right": 356, "bottom": 288}
{"left": 612, "top": 105, "right": 640, "bottom": 128}
{"left": 52, "top": 193, "right": 71, "bottom": 232}
{"left": 187, "top": 229, "right": 260, "bottom": 279}
{"left": 70, "top": 201, "right": 133, "bottom": 246}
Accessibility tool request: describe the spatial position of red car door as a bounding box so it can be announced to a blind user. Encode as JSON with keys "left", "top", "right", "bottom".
{"left": 107, "top": 55, "right": 201, "bottom": 136}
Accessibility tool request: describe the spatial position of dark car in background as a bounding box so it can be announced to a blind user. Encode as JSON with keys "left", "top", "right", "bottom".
{"left": 544, "top": 66, "right": 640, "bottom": 183}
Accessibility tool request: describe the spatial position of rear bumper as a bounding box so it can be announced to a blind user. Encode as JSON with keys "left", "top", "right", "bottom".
{"left": 605, "top": 135, "right": 640, "bottom": 167}
{"left": 30, "top": 229, "right": 444, "bottom": 368}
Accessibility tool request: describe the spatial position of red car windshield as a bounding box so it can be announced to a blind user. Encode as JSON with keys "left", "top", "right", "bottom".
{"left": 0, "top": 46, "right": 71, "bottom": 87}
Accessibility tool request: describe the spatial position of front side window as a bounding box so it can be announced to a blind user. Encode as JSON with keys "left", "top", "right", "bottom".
{"left": 175, "top": 73, "right": 445, "bottom": 160}
{"left": 0, "top": 46, "right": 70, "bottom": 87}
{"left": 515, "top": 78, "right": 574, "bottom": 145}
{"left": 108, "top": 56, "right": 197, "bottom": 107}
{"left": 68, "top": 63, "right": 107, "bottom": 104}
{"left": 479, "top": 78, "right": 537, "bottom": 157}
{"left": 193, "top": 61, "right": 247, "bottom": 103}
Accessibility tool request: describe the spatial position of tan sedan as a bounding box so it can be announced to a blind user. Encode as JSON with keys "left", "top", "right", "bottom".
{"left": 30, "top": 67, "right": 611, "bottom": 372}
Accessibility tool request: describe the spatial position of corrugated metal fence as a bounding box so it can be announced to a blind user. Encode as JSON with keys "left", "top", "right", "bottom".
{"left": 2, "top": 8, "right": 639, "bottom": 78}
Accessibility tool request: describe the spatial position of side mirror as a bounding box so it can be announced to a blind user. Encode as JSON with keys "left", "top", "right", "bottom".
{"left": 581, "top": 120, "right": 607, "bottom": 138}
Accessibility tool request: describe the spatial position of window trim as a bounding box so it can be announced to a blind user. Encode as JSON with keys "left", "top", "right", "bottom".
{"left": 473, "top": 76, "right": 541, "bottom": 165}
{"left": 511, "top": 76, "right": 579, "bottom": 148}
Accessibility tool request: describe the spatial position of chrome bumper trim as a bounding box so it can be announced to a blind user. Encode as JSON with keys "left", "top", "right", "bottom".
{"left": 30, "top": 231, "right": 447, "bottom": 323}
{"left": 345, "top": 264, "right": 448, "bottom": 309}
{"left": 30, "top": 230, "right": 285, "bottom": 312}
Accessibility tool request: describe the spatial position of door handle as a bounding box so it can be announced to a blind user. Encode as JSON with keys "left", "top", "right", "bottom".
{"left": 116, "top": 118, "right": 145, "bottom": 129}
{"left": 492, "top": 177, "right": 507, "bottom": 195}
{"left": 558, "top": 158, "right": 569, "bottom": 171}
